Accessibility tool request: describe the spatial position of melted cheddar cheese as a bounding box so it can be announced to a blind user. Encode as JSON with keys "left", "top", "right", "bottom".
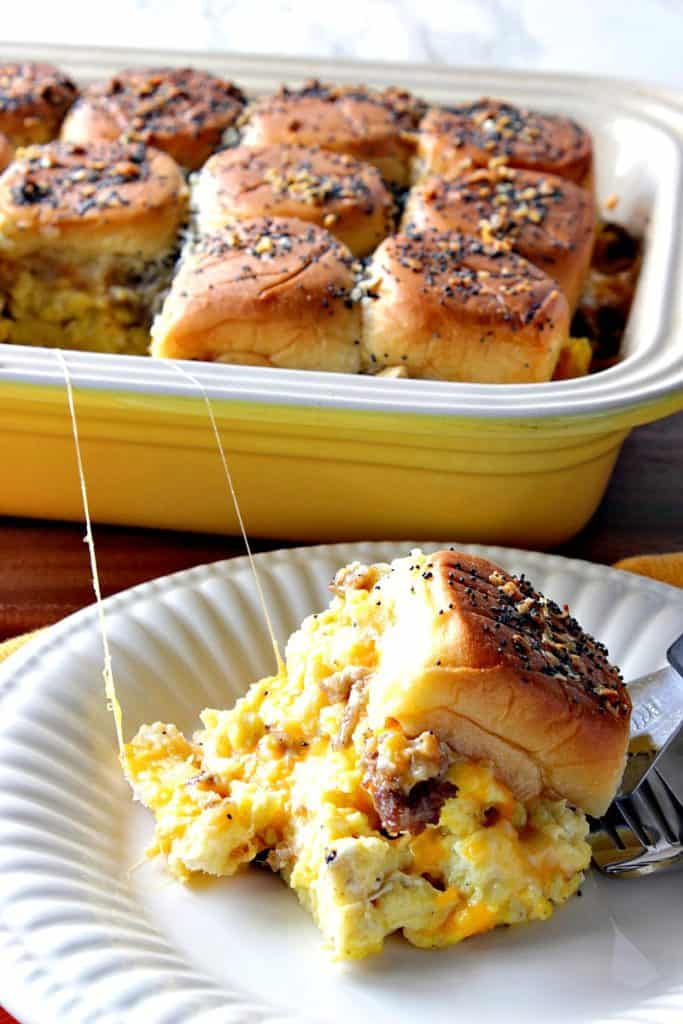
{"left": 124, "top": 552, "right": 591, "bottom": 960}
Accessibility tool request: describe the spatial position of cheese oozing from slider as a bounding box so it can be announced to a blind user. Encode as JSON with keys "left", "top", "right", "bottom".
{"left": 416, "top": 98, "right": 593, "bottom": 190}
{"left": 403, "top": 166, "right": 596, "bottom": 312}
{"left": 194, "top": 143, "right": 395, "bottom": 258}
{"left": 151, "top": 215, "right": 361, "bottom": 371}
{"left": 0, "top": 61, "right": 79, "bottom": 145}
{"left": 0, "top": 140, "right": 188, "bottom": 353}
{"left": 239, "top": 80, "right": 427, "bottom": 186}
{"left": 360, "top": 229, "right": 569, "bottom": 382}
{"left": 61, "top": 67, "right": 246, "bottom": 171}
{"left": 124, "top": 549, "right": 629, "bottom": 959}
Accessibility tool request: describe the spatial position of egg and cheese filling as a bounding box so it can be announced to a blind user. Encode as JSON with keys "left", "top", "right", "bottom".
{"left": 124, "top": 558, "right": 591, "bottom": 960}
{"left": 0, "top": 252, "right": 177, "bottom": 354}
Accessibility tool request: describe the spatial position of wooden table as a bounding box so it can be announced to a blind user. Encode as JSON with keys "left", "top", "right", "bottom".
{"left": 0, "top": 411, "right": 681, "bottom": 1024}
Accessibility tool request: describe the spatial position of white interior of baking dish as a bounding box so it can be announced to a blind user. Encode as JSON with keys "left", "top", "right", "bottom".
{"left": 0, "top": 43, "right": 681, "bottom": 421}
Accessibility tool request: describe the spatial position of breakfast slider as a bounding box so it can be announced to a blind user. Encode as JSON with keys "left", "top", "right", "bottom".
{"left": 239, "top": 80, "right": 427, "bottom": 185}
{"left": 403, "top": 166, "right": 596, "bottom": 311}
{"left": 0, "top": 61, "right": 79, "bottom": 145}
{"left": 124, "top": 549, "right": 630, "bottom": 959}
{"left": 151, "top": 216, "right": 361, "bottom": 371}
{"left": 0, "top": 141, "right": 188, "bottom": 353}
{"left": 61, "top": 67, "right": 246, "bottom": 171}
{"left": 194, "top": 143, "right": 395, "bottom": 258}
{"left": 416, "top": 98, "right": 593, "bottom": 189}
{"left": 360, "top": 229, "right": 569, "bottom": 382}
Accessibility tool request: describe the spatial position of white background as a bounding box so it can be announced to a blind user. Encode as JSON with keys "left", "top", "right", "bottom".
{"left": 2, "top": 0, "right": 683, "bottom": 88}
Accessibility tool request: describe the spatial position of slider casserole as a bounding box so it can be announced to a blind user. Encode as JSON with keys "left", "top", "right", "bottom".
{"left": 0, "top": 62, "right": 638, "bottom": 380}
{"left": 125, "top": 550, "right": 630, "bottom": 960}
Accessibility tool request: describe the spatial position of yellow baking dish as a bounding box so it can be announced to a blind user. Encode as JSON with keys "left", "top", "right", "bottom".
{"left": 0, "top": 44, "right": 681, "bottom": 546}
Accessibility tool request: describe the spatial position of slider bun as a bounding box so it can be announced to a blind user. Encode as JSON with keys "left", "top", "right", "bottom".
{"left": 361, "top": 229, "right": 568, "bottom": 382}
{"left": 359, "top": 550, "right": 630, "bottom": 817}
{"left": 151, "top": 216, "right": 361, "bottom": 371}
{"left": 0, "top": 141, "right": 188, "bottom": 258}
{"left": 416, "top": 98, "right": 593, "bottom": 189}
{"left": 0, "top": 133, "right": 14, "bottom": 172}
{"left": 403, "top": 166, "right": 596, "bottom": 310}
{"left": 240, "top": 81, "right": 426, "bottom": 185}
{"left": 195, "top": 143, "right": 395, "bottom": 257}
{"left": 0, "top": 62, "right": 78, "bottom": 145}
{"left": 61, "top": 67, "right": 245, "bottom": 170}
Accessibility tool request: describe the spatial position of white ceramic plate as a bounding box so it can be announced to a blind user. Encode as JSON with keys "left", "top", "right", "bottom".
{"left": 1, "top": 541, "right": 682, "bottom": 1024}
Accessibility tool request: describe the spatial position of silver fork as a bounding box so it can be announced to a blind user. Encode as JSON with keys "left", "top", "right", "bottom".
{"left": 589, "top": 633, "right": 683, "bottom": 877}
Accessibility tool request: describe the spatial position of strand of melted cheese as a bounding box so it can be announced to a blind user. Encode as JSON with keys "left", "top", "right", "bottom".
{"left": 56, "top": 350, "right": 124, "bottom": 754}
{"left": 171, "top": 362, "right": 284, "bottom": 673}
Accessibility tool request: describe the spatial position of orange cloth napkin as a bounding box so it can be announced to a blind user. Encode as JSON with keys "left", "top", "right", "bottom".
{"left": 612, "top": 552, "right": 683, "bottom": 589}
{"left": 0, "top": 554, "right": 681, "bottom": 665}
{"left": 0, "top": 628, "right": 42, "bottom": 664}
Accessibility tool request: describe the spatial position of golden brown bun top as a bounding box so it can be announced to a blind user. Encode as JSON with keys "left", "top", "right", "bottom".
{"left": 426, "top": 551, "right": 629, "bottom": 719}
{"left": 369, "top": 228, "right": 564, "bottom": 334}
{"left": 0, "top": 61, "right": 78, "bottom": 128}
{"left": 202, "top": 143, "right": 390, "bottom": 215}
{"left": 194, "top": 213, "right": 355, "bottom": 265}
{"left": 406, "top": 165, "right": 595, "bottom": 256}
{"left": 242, "top": 79, "right": 426, "bottom": 145}
{"left": 167, "top": 216, "right": 357, "bottom": 329}
{"left": 421, "top": 98, "right": 593, "bottom": 184}
{"left": 68, "top": 67, "right": 245, "bottom": 155}
{"left": 0, "top": 140, "right": 187, "bottom": 241}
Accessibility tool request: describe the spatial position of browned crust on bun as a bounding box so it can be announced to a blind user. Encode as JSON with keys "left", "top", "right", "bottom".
{"left": 403, "top": 166, "right": 596, "bottom": 310}
{"left": 360, "top": 229, "right": 569, "bottom": 382}
{"left": 195, "top": 143, "right": 395, "bottom": 257}
{"left": 0, "top": 141, "right": 188, "bottom": 257}
{"left": 350, "top": 550, "right": 631, "bottom": 817}
{"left": 240, "top": 80, "right": 427, "bottom": 185}
{"left": 0, "top": 132, "right": 13, "bottom": 172}
{"left": 151, "top": 215, "right": 361, "bottom": 371}
{"left": 0, "top": 62, "right": 79, "bottom": 144}
{"left": 416, "top": 98, "right": 593, "bottom": 188}
{"left": 61, "top": 67, "right": 245, "bottom": 170}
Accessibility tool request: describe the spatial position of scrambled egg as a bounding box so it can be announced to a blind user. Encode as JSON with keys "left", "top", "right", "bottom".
{"left": 553, "top": 336, "right": 592, "bottom": 379}
{"left": 124, "top": 554, "right": 591, "bottom": 960}
{"left": 0, "top": 263, "right": 163, "bottom": 354}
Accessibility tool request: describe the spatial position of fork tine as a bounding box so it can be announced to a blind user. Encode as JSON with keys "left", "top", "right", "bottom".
{"left": 650, "top": 768, "right": 683, "bottom": 842}
{"left": 616, "top": 797, "right": 655, "bottom": 849}
{"left": 634, "top": 779, "right": 678, "bottom": 845}
{"left": 591, "top": 806, "right": 625, "bottom": 849}
{"left": 589, "top": 803, "right": 644, "bottom": 872}
{"left": 604, "top": 803, "right": 642, "bottom": 852}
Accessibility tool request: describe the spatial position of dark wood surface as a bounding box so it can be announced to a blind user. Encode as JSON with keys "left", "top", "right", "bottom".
{"left": 0, "top": 412, "right": 681, "bottom": 643}
{"left": 0, "top": 412, "right": 681, "bottom": 1024}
